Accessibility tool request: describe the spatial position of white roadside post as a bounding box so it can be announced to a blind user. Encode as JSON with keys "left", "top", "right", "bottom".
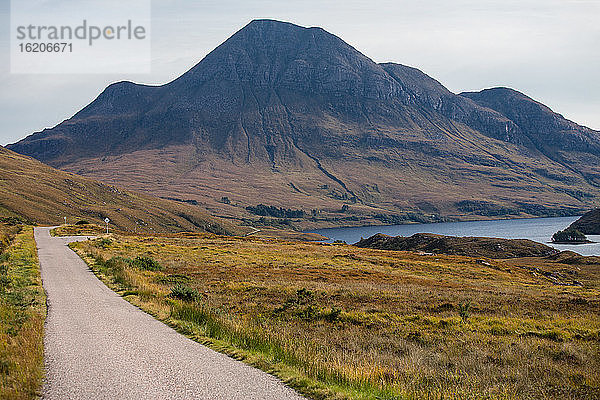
{"left": 64, "top": 216, "right": 67, "bottom": 225}
{"left": 105, "top": 218, "right": 110, "bottom": 235}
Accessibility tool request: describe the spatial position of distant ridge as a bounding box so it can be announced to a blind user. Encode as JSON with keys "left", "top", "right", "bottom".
{"left": 8, "top": 19, "right": 600, "bottom": 228}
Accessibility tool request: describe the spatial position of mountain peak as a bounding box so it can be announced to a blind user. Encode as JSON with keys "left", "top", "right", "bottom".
{"left": 244, "top": 18, "right": 306, "bottom": 29}
{"left": 462, "top": 86, "right": 600, "bottom": 156}
{"left": 169, "top": 18, "right": 399, "bottom": 101}
{"left": 242, "top": 19, "right": 330, "bottom": 35}
{"left": 460, "top": 86, "right": 569, "bottom": 127}
{"left": 461, "top": 87, "right": 542, "bottom": 106}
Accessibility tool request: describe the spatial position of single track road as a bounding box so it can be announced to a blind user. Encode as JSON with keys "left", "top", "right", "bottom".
{"left": 35, "top": 227, "right": 305, "bottom": 400}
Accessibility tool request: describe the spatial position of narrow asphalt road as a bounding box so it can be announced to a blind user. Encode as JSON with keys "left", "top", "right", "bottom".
{"left": 35, "top": 227, "right": 305, "bottom": 400}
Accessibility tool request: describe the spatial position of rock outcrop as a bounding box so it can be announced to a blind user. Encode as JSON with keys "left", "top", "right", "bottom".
{"left": 355, "top": 233, "right": 558, "bottom": 259}
{"left": 568, "top": 209, "right": 600, "bottom": 234}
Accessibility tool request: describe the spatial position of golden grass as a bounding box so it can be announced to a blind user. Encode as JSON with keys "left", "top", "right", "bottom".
{"left": 72, "top": 233, "right": 600, "bottom": 399}
{"left": 0, "top": 225, "right": 45, "bottom": 400}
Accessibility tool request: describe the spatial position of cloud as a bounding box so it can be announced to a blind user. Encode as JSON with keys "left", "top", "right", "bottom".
{"left": 1, "top": 0, "right": 598, "bottom": 146}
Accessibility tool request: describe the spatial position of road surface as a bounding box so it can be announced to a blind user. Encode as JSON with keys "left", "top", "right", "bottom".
{"left": 35, "top": 227, "right": 305, "bottom": 400}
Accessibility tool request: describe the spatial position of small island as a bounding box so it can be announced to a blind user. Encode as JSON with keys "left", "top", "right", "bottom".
{"left": 552, "top": 228, "right": 594, "bottom": 244}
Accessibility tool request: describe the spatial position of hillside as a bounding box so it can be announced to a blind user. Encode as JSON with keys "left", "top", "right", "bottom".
{"left": 355, "top": 233, "right": 558, "bottom": 259}
{"left": 461, "top": 88, "right": 600, "bottom": 187}
{"left": 8, "top": 19, "right": 600, "bottom": 228}
{"left": 568, "top": 208, "right": 600, "bottom": 234}
{"left": 0, "top": 146, "right": 240, "bottom": 234}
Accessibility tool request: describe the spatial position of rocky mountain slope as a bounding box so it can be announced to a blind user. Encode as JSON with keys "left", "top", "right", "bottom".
{"left": 462, "top": 88, "right": 600, "bottom": 186}
{"left": 568, "top": 209, "right": 600, "bottom": 234}
{"left": 8, "top": 19, "right": 600, "bottom": 228}
{"left": 0, "top": 146, "right": 240, "bottom": 234}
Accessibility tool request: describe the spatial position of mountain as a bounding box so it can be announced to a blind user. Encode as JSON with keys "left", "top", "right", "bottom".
{"left": 0, "top": 146, "right": 240, "bottom": 234}
{"left": 568, "top": 209, "right": 600, "bottom": 235}
{"left": 461, "top": 88, "right": 600, "bottom": 185}
{"left": 8, "top": 19, "right": 600, "bottom": 228}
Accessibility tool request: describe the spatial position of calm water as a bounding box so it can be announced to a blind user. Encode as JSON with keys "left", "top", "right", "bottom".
{"left": 308, "top": 216, "right": 600, "bottom": 256}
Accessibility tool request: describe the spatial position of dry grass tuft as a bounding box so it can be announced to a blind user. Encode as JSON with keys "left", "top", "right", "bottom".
{"left": 72, "top": 233, "right": 600, "bottom": 399}
{"left": 0, "top": 225, "right": 45, "bottom": 399}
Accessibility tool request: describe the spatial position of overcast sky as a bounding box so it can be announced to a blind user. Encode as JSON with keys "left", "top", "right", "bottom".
{"left": 1, "top": 0, "right": 599, "bottom": 145}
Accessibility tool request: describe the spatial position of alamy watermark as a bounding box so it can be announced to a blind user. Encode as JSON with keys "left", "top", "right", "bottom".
{"left": 11, "top": 0, "right": 151, "bottom": 74}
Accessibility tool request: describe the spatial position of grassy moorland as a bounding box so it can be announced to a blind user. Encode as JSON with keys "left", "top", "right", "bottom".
{"left": 71, "top": 232, "right": 600, "bottom": 400}
{"left": 50, "top": 222, "right": 326, "bottom": 242}
{"left": 0, "top": 224, "right": 45, "bottom": 399}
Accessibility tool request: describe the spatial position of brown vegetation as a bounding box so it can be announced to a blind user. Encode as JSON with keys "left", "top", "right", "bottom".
{"left": 356, "top": 233, "right": 560, "bottom": 258}
{"left": 0, "top": 225, "right": 45, "bottom": 399}
{"left": 0, "top": 146, "right": 242, "bottom": 235}
{"left": 72, "top": 233, "right": 600, "bottom": 399}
